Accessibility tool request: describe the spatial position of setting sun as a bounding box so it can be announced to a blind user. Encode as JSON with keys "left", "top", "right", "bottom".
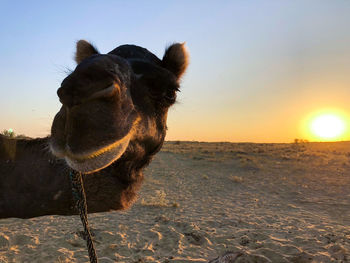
{"left": 301, "top": 109, "right": 350, "bottom": 142}
{"left": 310, "top": 114, "right": 345, "bottom": 139}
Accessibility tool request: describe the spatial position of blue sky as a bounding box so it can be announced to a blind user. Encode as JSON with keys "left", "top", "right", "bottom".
{"left": 1, "top": 1, "right": 350, "bottom": 142}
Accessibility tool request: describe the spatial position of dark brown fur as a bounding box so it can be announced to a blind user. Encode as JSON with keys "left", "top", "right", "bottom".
{"left": 0, "top": 41, "right": 189, "bottom": 219}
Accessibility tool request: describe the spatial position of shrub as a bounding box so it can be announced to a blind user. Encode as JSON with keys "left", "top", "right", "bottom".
{"left": 1, "top": 129, "right": 15, "bottom": 138}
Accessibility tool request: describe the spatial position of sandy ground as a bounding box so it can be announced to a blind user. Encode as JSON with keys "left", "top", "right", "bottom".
{"left": 0, "top": 141, "right": 349, "bottom": 263}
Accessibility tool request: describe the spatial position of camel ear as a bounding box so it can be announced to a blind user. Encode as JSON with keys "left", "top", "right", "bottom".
{"left": 162, "top": 43, "right": 189, "bottom": 80}
{"left": 75, "top": 40, "right": 99, "bottom": 64}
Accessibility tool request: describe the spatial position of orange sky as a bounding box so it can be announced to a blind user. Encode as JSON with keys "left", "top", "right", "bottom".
{"left": 1, "top": 1, "right": 350, "bottom": 142}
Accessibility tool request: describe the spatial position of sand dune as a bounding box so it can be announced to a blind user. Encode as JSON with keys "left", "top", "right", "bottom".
{"left": 0, "top": 141, "right": 349, "bottom": 262}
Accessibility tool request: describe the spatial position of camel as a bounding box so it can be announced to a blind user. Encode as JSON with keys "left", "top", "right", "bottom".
{"left": 0, "top": 40, "right": 189, "bottom": 219}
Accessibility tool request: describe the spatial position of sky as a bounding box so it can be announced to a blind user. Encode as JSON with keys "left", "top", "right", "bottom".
{"left": 0, "top": 0, "right": 350, "bottom": 142}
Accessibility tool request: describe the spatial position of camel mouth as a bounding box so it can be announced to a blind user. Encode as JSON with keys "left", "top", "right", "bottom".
{"left": 66, "top": 134, "right": 131, "bottom": 174}
{"left": 50, "top": 134, "right": 131, "bottom": 174}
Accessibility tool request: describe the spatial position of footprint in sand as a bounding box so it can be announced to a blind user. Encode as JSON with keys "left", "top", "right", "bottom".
{"left": 184, "top": 231, "right": 206, "bottom": 246}
{"left": 11, "top": 234, "right": 37, "bottom": 246}
{"left": 208, "top": 252, "right": 243, "bottom": 263}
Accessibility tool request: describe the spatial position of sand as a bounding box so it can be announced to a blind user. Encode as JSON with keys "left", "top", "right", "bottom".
{"left": 0, "top": 141, "right": 349, "bottom": 262}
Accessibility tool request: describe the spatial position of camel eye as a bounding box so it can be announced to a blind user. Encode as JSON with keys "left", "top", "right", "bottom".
{"left": 107, "top": 65, "right": 119, "bottom": 75}
{"left": 164, "top": 89, "right": 176, "bottom": 101}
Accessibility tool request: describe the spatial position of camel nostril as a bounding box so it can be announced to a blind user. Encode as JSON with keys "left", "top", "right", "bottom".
{"left": 57, "top": 88, "right": 77, "bottom": 107}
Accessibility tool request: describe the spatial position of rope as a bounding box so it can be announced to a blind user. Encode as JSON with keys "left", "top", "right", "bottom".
{"left": 70, "top": 170, "right": 99, "bottom": 263}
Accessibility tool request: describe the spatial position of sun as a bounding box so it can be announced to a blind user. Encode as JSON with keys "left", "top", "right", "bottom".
{"left": 310, "top": 114, "right": 345, "bottom": 140}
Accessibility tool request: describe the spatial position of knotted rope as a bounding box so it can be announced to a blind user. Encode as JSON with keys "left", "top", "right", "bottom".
{"left": 70, "top": 170, "right": 99, "bottom": 263}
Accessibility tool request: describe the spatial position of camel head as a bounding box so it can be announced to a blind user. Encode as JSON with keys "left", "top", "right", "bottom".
{"left": 50, "top": 40, "right": 188, "bottom": 174}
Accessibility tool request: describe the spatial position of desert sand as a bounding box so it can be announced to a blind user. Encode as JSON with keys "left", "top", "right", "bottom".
{"left": 0, "top": 141, "right": 349, "bottom": 262}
